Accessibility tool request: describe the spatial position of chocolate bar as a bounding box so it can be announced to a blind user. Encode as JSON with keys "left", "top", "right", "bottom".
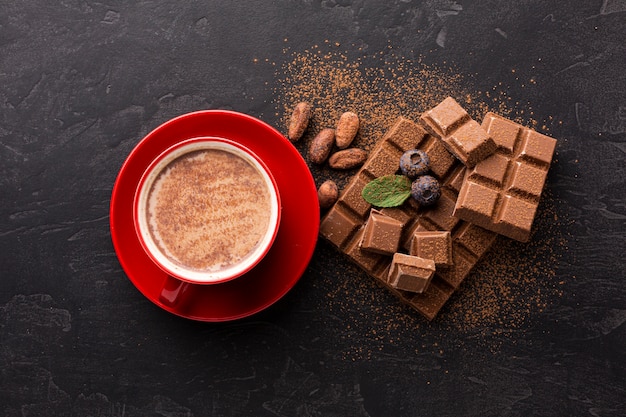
{"left": 387, "top": 254, "right": 435, "bottom": 293}
{"left": 319, "top": 117, "right": 497, "bottom": 320}
{"left": 453, "top": 112, "right": 557, "bottom": 242}
{"left": 419, "top": 97, "right": 497, "bottom": 167}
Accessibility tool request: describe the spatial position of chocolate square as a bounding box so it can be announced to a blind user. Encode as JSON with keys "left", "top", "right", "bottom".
{"left": 318, "top": 204, "right": 360, "bottom": 248}
{"left": 419, "top": 97, "right": 469, "bottom": 136}
{"left": 388, "top": 253, "right": 435, "bottom": 293}
{"left": 453, "top": 112, "right": 557, "bottom": 242}
{"left": 410, "top": 231, "right": 453, "bottom": 268}
{"left": 341, "top": 173, "right": 372, "bottom": 218}
{"left": 360, "top": 209, "right": 403, "bottom": 255}
{"left": 508, "top": 161, "right": 548, "bottom": 198}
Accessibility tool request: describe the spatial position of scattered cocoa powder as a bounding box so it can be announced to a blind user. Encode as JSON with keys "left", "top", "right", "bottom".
{"left": 269, "top": 42, "right": 569, "bottom": 357}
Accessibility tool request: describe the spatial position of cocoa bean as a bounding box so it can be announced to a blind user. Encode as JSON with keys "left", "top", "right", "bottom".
{"left": 328, "top": 148, "right": 368, "bottom": 170}
{"left": 287, "top": 102, "right": 312, "bottom": 142}
{"left": 335, "top": 111, "right": 359, "bottom": 149}
{"left": 317, "top": 180, "right": 338, "bottom": 210}
{"left": 308, "top": 128, "right": 335, "bottom": 164}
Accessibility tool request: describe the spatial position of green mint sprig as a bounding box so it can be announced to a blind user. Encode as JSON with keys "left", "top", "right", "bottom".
{"left": 361, "top": 175, "right": 411, "bottom": 207}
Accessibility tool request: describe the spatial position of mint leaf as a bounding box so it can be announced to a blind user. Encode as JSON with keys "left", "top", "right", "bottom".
{"left": 361, "top": 175, "right": 412, "bottom": 207}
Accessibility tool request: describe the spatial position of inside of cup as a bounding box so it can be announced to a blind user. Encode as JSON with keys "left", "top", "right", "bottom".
{"left": 134, "top": 138, "right": 281, "bottom": 284}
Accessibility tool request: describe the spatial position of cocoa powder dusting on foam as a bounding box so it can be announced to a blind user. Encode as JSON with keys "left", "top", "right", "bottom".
{"left": 148, "top": 149, "right": 272, "bottom": 272}
{"left": 271, "top": 43, "right": 569, "bottom": 356}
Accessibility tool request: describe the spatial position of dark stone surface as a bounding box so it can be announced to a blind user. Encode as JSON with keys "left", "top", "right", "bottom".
{"left": 1, "top": 1, "right": 624, "bottom": 416}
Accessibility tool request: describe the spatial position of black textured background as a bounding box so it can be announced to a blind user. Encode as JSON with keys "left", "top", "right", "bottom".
{"left": 1, "top": 1, "right": 625, "bottom": 416}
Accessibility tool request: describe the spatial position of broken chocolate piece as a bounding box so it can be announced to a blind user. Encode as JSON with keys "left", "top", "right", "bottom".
{"left": 319, "top": 117, "right": 497, "bottom": 320}
{"left": 360, "top": 209, "right": 403, "bottom": 255}
{"left": 388, "top": 253, "right": 435, "bottom": 293}
{"left": 410, "top": 230, "right": 453, "bottom": 268}
{"left": 453, "top": 112, "right": 557, "bottom": 242}
{"left": 419, "top": 97, "right": 497, "bottom": 167}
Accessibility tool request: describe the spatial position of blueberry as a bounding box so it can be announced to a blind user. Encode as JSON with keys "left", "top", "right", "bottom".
{"left": 411, "top": 175, "right": 441, "bottom": 206}
{"left": 399, "top": 150, "right": 430, "bottom": 179}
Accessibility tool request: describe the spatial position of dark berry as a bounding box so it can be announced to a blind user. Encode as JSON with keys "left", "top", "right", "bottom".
{"left": 399, "top": 150, "right": 430, "bottom": 179}
{"left": 411, "top": 175, "right": 441, "bottom": 206}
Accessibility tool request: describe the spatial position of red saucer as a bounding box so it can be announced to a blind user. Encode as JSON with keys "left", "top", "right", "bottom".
{"left": 110, "top": 110, "right": 320, "bottom": 321}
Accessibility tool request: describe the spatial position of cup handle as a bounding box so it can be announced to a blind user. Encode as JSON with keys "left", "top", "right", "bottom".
{"left": 159, "top": 275, "right": 193, "bottom": 307}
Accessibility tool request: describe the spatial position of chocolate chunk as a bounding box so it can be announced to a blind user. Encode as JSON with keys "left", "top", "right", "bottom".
{"left": 409, "top": 231, "right": 452, "bottom": 268}
{"left": 387, "top": 253, "right": 435, "bottom": 293}
{"left": 319, "top": 117, "right": 497, "bottom": 320}
{"left": 360, "top": 209, "right": 403, "bottom": 255}
{"left": 419, "top": 97, "right": 497, "bottom": 167}
{"left": 453, "top": 112, "right": 557, "bottom": 242}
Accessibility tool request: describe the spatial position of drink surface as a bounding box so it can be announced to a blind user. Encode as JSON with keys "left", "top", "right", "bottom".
{"left": 146, "top": 149, "right": 272, "bottom": 272}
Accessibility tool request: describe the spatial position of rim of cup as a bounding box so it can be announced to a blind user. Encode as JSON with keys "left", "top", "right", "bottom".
{"left": 133, "top": 137, "right": 281, "bottom": 284}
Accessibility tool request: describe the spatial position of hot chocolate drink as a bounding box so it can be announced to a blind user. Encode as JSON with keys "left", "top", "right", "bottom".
{"left": 144, "top": 147, "right": 273, "bottom": 274}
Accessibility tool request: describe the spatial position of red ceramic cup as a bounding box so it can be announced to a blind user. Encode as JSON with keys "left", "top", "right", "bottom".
{"left": 133, "top": 137, "right": 281, "bottom": 290}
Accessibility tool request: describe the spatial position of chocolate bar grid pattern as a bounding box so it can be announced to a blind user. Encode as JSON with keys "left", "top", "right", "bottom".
{"left": 454, "top": 112, "right": 557, "bottom": 242}
{"left": 320, "top": 117, "right": 497, "bottom": 320}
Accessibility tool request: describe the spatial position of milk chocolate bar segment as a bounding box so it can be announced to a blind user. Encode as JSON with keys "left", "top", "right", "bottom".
{"left": 419, "top": 97, "right": 497, "bottom": 167}
{"left": 454, "top": 222, "right": 497, "bottom": 259}
{"left": 360, "top": 209, "right": 403, "bottom": 255}
{"left": 402, "top": 198, "right": 497, "bottom": 291}
{"left": 453, "top": 112, "right": 557, "bottom": 242}
{"left": 320, "top": 117, "right": 498, "bottom": 320}
{"left": 388, "top": 254, "right": 435, "bottom": 293}
{"left": 320, "top": 118, "right": 427, "bottom": 251}
{"left": 319, "top": 204, "right": 361, "bottom": 249}
{"left": 345, "top": 227, "right": 386, "bottom": 273}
